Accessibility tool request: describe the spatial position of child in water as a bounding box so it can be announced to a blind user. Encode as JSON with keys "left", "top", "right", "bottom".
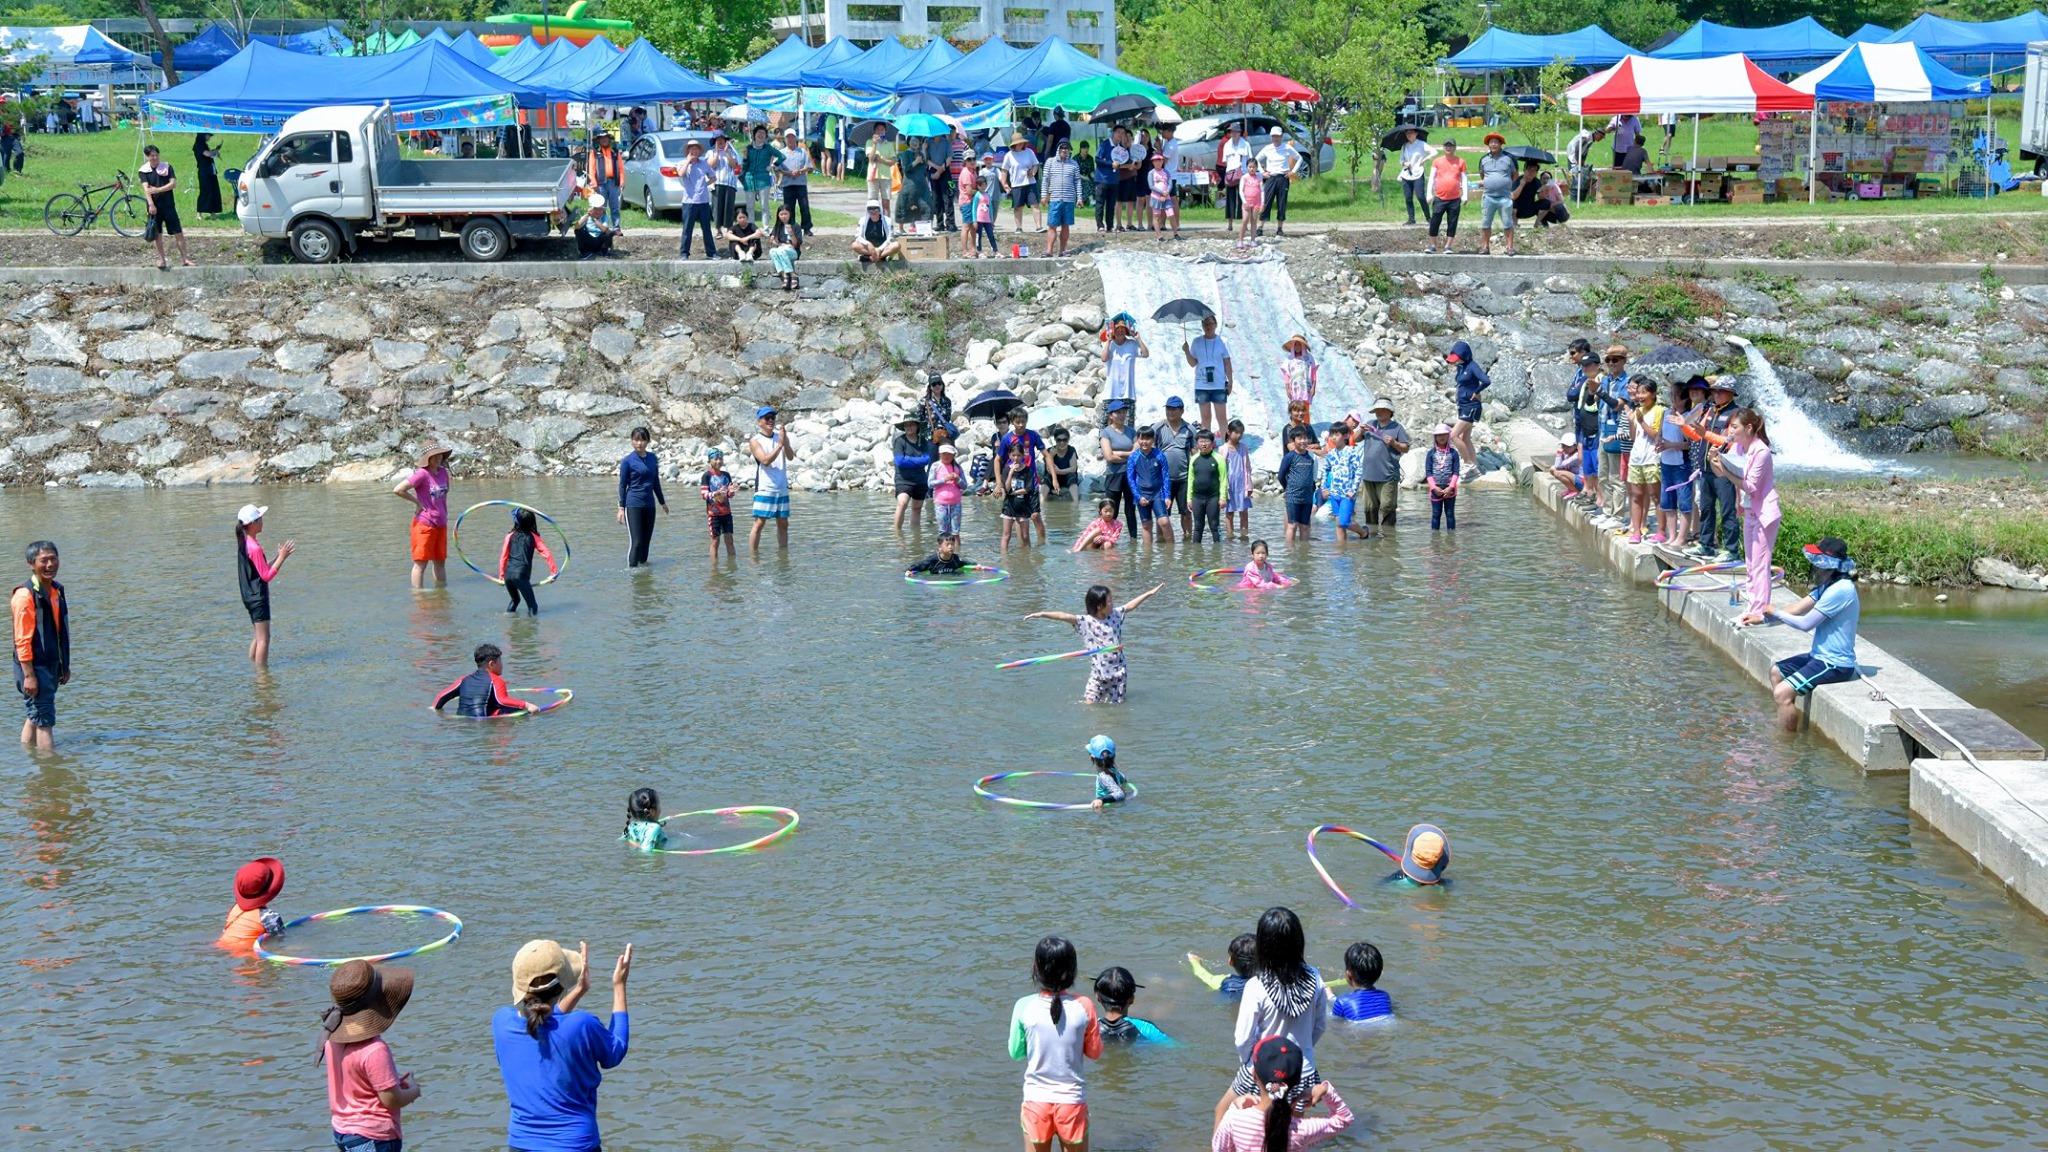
{"left": 623, "top": 787, "right": 667, "bottom": 851}
{"left": 1010, "top": 935, "right": 1102, "bottom": 1152}
{"left": 432, "top": 643, "right": 541, "bottom": 718}
{"left": 908, "top": 532, "right": 972, "bottom": 575}
{"left": 235, "top": 504, "right": 295, "bottom": 667}
{"left": 1236, "top": 540, "right": 1292, "bottom": 589}
{"left": 499, "top": 507, "right": 557, "bottom": 615}
{"left": 1024, "top": 582, "right": 1166, "bottom": 704}
{"left": 1087, "top": 734, "right": 1131, "bottom": 809}
{"left": 931, "top": 444, "right": 966, "bottom": 537}
{"left": 1331, "top": 941, "right": 1392, "bottom": 1022}
{"left": 217, "top": 855, "right": 287, "bottom": 954}
{"left": 1424, "top": 422, "right": 1461, "bottom": 531}
{"left": 1189, "top": 932, "right": 1258, "bottom": 1000}
{"left": 1094, "top": 966, "right": 1173, "bottom": 1044}
{"left": 700, "top": 448, "right": 737, "bottom": 563}
{"left": 1001, "top": 445, "right": 1034, "bottom": 551}
{"left": 1394, "top": 823, "right": 1450, "bottom": 885}
{"left": 1070, "top": 500, "right": 1125, "bottom": 552}
{"left": 1223, "top": 420, "right": 1253, "bottom": 539}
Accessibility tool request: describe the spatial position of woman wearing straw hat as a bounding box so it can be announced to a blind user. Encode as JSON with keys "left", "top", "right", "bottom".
{"left": 392, "top": 443, "right": 452, "bottom": 589}
{"left": 494, "top": 939, "right": 633, "bottom": 1152}
{"left": 320, "top": 960, "right": 421, "bottom": 1152}
{"left": 1000, "top": 132, "right": 1041, "bottom": 235}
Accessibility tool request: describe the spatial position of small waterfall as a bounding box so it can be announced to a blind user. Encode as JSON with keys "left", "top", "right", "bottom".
{"left": 1726, "top": 336, "right": 1884, "bottom": 473}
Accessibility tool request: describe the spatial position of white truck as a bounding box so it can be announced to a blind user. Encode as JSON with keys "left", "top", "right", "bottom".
{"left": 236, "top": 104, "right": 578, "bottom": 263}
{"left": 2025, "top": 40, "right": 2047, "bottom": 171}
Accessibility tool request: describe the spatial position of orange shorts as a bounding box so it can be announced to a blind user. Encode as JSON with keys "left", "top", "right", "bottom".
{"left": 411, "top": 522, "right": 448, "bottom": 563}
{"left": 1020, "top": 1101, "right": 1087, "bottom": 1146}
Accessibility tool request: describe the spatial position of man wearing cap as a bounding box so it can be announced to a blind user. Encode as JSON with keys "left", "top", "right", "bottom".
{"left": 998, "top": 407, "right": 1052, "bottom": 544}
{"left": 851, "top": 199, "right": 903, "bottom": 264}
{"left": 748, "top": 405, "right": 794, "bottom": 553}
{"left": 1152, "top": 397, "right": 1198, "bottom": 540}
{"left": 780, "top": 126, "right": 815, "bottom": 235}
{"left": 1595, "top": 345, "right": 1633, "bottom": 522}
{"left": 676, "top": 136, "right": 716, "bottom": 259}
{"left": 1041, "top": 105, "right": 1072, "bottom": 157}
{"left": 1000, "top": 132, "right": 1041, "bottom": 234}
{"left": 1478, "top": 132, "right": 1516, "bottom": 256}
{"left": 1760, "top": 538, "right": 1863, "bottom": 732}
{"left": 1564, "top": 125, "right": 1606, "bottom": 202}
{"left": 1100, "top": 399, "right": 1139, "bottom": 536}
{"left": 586, "top": 128, "right": 624, "bottom": 230}
{"left": 1255, "top": 126, "right": 1302, "bottom": 236}
{"left": 890, "top": 412, "right": 934, "bottom": 532}
{"left": 1356, "top": 399, "right": 1410, "bottom": 536}
{"left": 12, "top": 540, "right": 67, "bottom": 751}
{"left": 1566, "top": 345, "right": 1604, "bottom": 510}
{"left": 1694, "top": 378, "right": 1741, "bottom": 562}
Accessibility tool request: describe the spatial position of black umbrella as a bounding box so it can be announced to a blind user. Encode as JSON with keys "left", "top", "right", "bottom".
{"left": 1381, "top": 124, "right": 1427, "bottom": 151}
{"left": 1505, "top": 144, "right": 1555, "bottom": 164}
{"left": 1151, "top": 297, "right": 1214, "bottom": 326}
{"left": 893, "top": 92, "right": 957, "bottom": 116}
{"left": 964, "top": 388, "right": 1023, "bottom": 421}
{"left": 1089, "top": 93, "right": 1166, "bottom": 121}
{"left": 846, "top": 119, "right": 893, "bottom": 146}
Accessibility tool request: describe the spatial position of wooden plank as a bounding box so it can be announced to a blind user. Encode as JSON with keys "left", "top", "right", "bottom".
{"left": 1893, "top": 707, "right": 2046, "bottom": 762}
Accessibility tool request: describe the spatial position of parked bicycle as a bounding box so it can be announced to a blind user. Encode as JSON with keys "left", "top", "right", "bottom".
{"left": 44, "top": 171, "right": 148, "bottom": 238}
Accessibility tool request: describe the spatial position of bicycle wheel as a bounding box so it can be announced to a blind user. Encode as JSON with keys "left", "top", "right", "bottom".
{"left": 44, "top": 193, "right": 88, "bottom": 237}
{"left": 109, "top": 195, "right": 148, "bottom": 238}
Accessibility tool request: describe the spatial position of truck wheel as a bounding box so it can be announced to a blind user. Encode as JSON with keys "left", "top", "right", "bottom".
{"left": 289, "top": 219, "right": 342, "bottom": 264}
{"left": 643, "top": 188, "right": 658, "bottom": 221}
{"left": 459, "top": 219, "right": 510, "bottom": 262}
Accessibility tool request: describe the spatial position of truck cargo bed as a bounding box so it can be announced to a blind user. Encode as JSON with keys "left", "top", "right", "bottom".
{"left": 375, "top": 158, "right": 576, "bottom": 217}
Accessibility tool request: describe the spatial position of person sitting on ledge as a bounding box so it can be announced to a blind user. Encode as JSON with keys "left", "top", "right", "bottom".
{"left": 1757, "top": 537, "right": 1862, "bottom": 733}
{"left": 724, "top": 206, "right": 765, "bottom": 262}
{"left": 851, "top": 199, "right": 903, "bottom": 265}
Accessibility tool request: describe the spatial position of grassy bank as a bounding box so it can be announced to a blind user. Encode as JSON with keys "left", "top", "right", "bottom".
{"left": 1777, "top": 477, "right": 2048, "bottom": 585}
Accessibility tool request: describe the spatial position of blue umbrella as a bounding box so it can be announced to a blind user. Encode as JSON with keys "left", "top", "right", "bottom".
{"left": 892, "top": 112, "right": 952, "bottom": 138}
{"left": 893, "top": 92, "right": 957, "bottom": 116}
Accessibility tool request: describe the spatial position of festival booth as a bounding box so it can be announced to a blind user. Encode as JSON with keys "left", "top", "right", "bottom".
{"left": 1566, "top": 54, "right": 1814, "bottom": 204}
{"left": 1787, "top": 41, "right": 1990, "bottom": 201}
{"left": 1437, "top": 26, "right": 1636, "bottom": 123}
{"left": 0, "top": 24, "right": 157, "bottom": 88}
{"left": 144, "top": 40, "right": 542, "bottom": 134}
{"left": 1648, "top": 18, "right": 1850, "bottom": 68}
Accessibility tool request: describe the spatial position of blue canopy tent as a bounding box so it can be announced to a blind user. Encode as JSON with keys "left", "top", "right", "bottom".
{"left": 1650, "top": 17, "right": 1849, "bottom": 63}
{"left": 144, "top": 40, "right": 542, "bottom": 133}
{"left": 806, "top": 35, "right": 914, "bottom": 89}
{"left": 1442, "top": 24, "right": 1636, "bottom": 71}
{"left": 1848, "top": 24, "right": 1893, "bottom": 44}
{"left": 897, "top": 36, "right": 1027, "bottom": 94}
{"left": 1791, "top": 41, "right": 1993, "bottom": 202}
{"left": 863, "top": 36, "right": 964, "bottom": 94}
{"left": 1883, "top": 12, "right": 2048, "bottom": 72}
{"left": 425, "top": 28, "right": 455, "bottom": 45}
{"left": 155, "top": 23, "right": 243, "bottom": 72}
{"left": 250, "top": 26, "right": 352, "bottom": 55}
{"left": 447, "top": 30, "right": 502, "bottom": 69}
{"left": 964, "top": 36, "right": 1137, "bottom": 103}
{"left": 520, "top": 34, "right": 624, "bottom": 102}
{"left": 585, "top": 39, "right": 732, "bottom": 103}
{"left": 789, "top": 36, "right": 865, "bottom": 88}
{"left": 0, "top": 23, "right": 157, "bottom": 84}
{"left": 494, "top": 34, "right": 580, "bottom": 86}
{"left": 720, "top": 35, "right": 817, "bottom": 90}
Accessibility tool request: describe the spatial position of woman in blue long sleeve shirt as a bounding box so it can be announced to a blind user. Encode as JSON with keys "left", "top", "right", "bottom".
{"left": 891, "top": 414, "right": 934, "bottom": 531}
{"left": 495, "top": 939, "right": 633, "bottom": 1152}
{"left": 617, "top": 426, "right": 667, "bottom": 567}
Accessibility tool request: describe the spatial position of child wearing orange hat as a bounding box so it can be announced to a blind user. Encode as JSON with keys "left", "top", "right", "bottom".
{"left": 218, "top": 856, "right": 286, "bottom": 954}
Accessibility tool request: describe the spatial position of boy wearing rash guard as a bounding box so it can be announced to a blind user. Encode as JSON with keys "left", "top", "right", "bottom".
{"left": 907, "top": 533, "right": 971, "bottom": 575}
{"left": 433, "top": 643, "right": 539, "bottom": 718}
{"left": 1094, "top": 967, "right": 1173, "bottom": 1044}
{"left": 1189, "top": 933, "right": 1257, "bottom": 1000}
{"left": 1277, "top": 429, "right": 1319, "bottom": 542}
{"left": 1086, "top": 734, "right": 1130, "bottom": 810}
{"left": 1124, "top": 429, "right": 1169, "bottom": 543}
{"left": 1331, "top": 941, "right": 1392, "bottom": 1022}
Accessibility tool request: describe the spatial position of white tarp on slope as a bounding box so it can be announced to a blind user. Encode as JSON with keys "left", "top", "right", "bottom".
{"left": 1094, "top": 250, "right": 1376, "bottom": 471}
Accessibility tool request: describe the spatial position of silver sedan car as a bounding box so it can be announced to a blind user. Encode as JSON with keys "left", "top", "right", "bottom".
{"left": 619, "top": 130, "right": 725, "bottom": 220}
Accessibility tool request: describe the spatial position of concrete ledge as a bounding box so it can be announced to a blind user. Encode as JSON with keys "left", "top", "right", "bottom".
{"left": 0, "top": 256, "right": 1070, "bottom": 290}
{"left": 1912, "top": 757, "right": 2048, "bottom": 917}
{"left": 1355, "top": 252, "right": 2048, "bottom": 287}
{"left": 1531, "top": 470, "right": 1968, "bottom": 772}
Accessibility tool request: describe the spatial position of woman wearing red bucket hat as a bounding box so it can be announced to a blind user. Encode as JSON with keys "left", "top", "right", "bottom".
{"left": 217, "top": 856, "right": 285, "bottom": 954}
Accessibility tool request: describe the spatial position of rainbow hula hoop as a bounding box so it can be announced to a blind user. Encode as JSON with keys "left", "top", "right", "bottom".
{"left": 975, "top": 770, "right": 1135, "bottom": 811}
{"left": 996, "top": 644, "right": 1121, "bottom": 671}
{"left": 905, "top": 565, "right": 1009, "bottom": 587}
{"left": 1654, "top": 561, "right": 1786, "bottom": 594}
{"left": 1306, "top": 825, "right": 1402, "bottom": 908}
{"left": 452, "top": 501, "right": 572, "bottom": 586}
{"left": 254, "top": 904, "right": 463, "bottom": 966}
{"left": 649, "top": 806, "right": 800, "bottom": 855}
{"left": 433, "top": 687, "right": 573, "bottom": 720}
{"left": 1189, "top": 568, "right": 1244, "bottom": 589}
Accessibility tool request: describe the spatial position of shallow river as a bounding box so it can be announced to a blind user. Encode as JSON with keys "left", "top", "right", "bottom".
{"left": 7, "top": 481, "right": 2047, "bottom": 1150}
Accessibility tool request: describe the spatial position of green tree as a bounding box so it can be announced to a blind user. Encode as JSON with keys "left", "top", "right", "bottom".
{"left": 607, "top": 0, "right": 774, "bottom": 73}
{"left": 1330, "top": 9, "right": 1435, "bottom": 199}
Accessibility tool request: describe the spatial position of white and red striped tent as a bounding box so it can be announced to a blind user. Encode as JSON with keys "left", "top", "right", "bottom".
{"left": 1565, "top": 53, "right": 1815, "bottom": 114}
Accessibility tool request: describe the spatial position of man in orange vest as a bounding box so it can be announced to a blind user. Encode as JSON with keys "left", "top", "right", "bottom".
{"left": 12, "top": 540, "right": 69, "bottom": 751}
{"left": 587, "top": 129, "right": 624, "bottom": 231}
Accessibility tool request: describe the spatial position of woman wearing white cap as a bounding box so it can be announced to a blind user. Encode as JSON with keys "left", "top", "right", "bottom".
{"left": 235, "top": 504, "right": 294, "bottom": 666}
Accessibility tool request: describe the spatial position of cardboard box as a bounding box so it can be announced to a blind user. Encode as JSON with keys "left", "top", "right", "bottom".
{"left": 1634, "top": 195, "right": 1671, "bottom": 206}
{"left": 1774, "top": 177, "right": 1806, "bottom": 198}
{"left": 1726, "top": 183, "right": 1766, "bottom": 204}
{"left": 1855, "top": 181, "right": 1883, "bottom": 199}
{"left": 899, "top": 234, "right": 951, "bottom": 261}
{"left": 1847, "top": 158, "right": 1884, "bottom": 174}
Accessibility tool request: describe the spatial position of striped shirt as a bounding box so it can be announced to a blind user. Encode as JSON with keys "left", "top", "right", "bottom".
{"left": 1043, "top": 155, "right": 1082, "bottom": 204}
{"left": 1210, "top": 1087, "right": 1353, "bottom": 1152}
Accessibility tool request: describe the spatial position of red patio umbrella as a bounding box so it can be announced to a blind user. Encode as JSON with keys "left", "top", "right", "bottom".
{"left": 1171, "top": 70, "right": 1320, "bottom": 105}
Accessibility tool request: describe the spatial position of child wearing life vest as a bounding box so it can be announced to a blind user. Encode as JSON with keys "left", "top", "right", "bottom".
{"left": 218, "top": 855, "right": 286, "bottom": 954}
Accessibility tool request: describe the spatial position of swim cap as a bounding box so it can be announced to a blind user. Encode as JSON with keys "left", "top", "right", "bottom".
{"left": 1086, "top": 735, "right": 1115, "bottom": 759}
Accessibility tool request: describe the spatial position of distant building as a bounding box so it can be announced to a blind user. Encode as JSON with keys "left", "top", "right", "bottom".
{"left": 775, "top": 0, "right": 1117, "bottom": 66}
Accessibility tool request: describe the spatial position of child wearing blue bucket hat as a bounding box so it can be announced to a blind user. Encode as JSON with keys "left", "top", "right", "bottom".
{"left": 1088, "top": 735, "right": 1130, "bottom": 809}
{"left": 1398, "top": 823, "right": 1449, "bottom": 884}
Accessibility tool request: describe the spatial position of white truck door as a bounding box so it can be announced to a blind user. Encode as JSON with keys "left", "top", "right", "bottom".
{"left": 333, "top": 128, "right": 371, "bottom": 220}
{"left": 261, "top": 130, "right": 343, "bottom": 221}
